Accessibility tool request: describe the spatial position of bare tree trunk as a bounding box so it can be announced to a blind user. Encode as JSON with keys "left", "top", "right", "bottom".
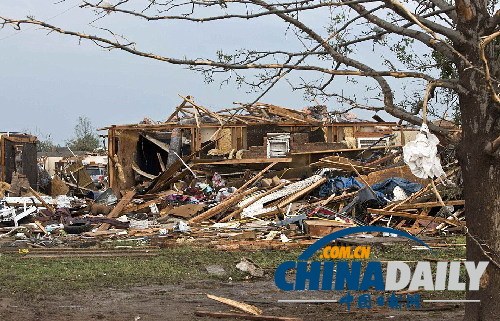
{"left": 456, "top": 15, "right": 500, "bottom": 317}
{"left": 459, "top": 92, "right": 500, "bottom": 321}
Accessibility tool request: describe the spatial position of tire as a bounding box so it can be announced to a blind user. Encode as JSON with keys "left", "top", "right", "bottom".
{"left": 63, "top": 220, "right": 92, "bottom": 234}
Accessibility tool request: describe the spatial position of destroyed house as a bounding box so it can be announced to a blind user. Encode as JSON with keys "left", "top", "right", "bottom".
{"left": 103, "top": 97, "right": 400, "bottom": 191}
{"left": 0, "top": 133, "right": 38, "bottom": 190}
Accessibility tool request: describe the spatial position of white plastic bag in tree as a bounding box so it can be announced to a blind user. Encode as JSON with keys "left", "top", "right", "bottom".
{"left": 403, "top": 124, "right": 445, "bottom": 179}
{"left": 101, "top": 0, "right": 113, "bottom": 8}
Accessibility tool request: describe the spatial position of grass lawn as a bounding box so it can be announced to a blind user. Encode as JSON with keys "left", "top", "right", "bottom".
{"left": 0, "top": 236, "right": 466, "bottom": 299}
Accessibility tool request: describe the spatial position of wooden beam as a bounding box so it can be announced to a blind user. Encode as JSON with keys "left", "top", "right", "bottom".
{"left": 132, "top": 163, "right": 157, "bottom": 180}
{"left": 166, "top": 98, "right": 189, "bottom": 122}
{"left": 291, "top": 145, "right": 402, "bottom": 155}
{"left": 188, "top": 187, "right": 258, "bottom": 223}
{"left": 310, "top": 159, "right": 375, "bottom": 172}
{"left": 146, "top": 143, "right": 212, "bottom": 194}
{"left": 206, "top": 294, "right": 262, "bottom": 315}
{"left": 234, "top": 162, "right": 278, "bottom": 194}
{"left": 396, "top": 200, "right": 465, "bottom": 210}
{"left": 253, "top": 102, "right": 319, "bottom": 124}
{"left": 35, "top": 220, "right": 48, "bottom": 235}
{"left": 98, "top": 190, "right": 137, "bottom": 231}
{"left": 157, "top": 153, "right": 166, "bottom": 172}
{"left": 192, "top": 104, "right": 201, "bottom": 128}
{"left": 180, "top": 95, "right": 225, "bottom": 126}
{"left": 107, "top": 127, "right": 117, "bottom": 190}
{"left": 193, "top": 158, "right": 291, "bottom": 165}
{"left": 143, "top": 134, "right": 170, "bottom": 152}
{"left": 28, "top": 187, "right": 55, "bottom": 213}
{"left": 367, "top": 208, "right": 465, "bottom": 227}
{"left": 276, "top": 177, "right": 327, "bottom": 208}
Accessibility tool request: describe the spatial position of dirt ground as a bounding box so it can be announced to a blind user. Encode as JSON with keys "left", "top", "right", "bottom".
{"left": 0, "top": 278, "right": 464, "bottom": 321}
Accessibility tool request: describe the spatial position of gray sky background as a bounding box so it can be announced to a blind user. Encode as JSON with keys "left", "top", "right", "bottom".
{"left": 0, "top": 0, "right": 410, "bottom": 145}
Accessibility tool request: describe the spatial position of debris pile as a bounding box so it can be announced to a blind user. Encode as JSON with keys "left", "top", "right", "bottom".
{"left": 0, "top": 97, "right": 464, "bottom": 249}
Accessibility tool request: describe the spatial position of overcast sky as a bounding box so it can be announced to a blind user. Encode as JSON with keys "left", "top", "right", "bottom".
{"left": 0, "top": 0, "right": 407, "bottom": 144}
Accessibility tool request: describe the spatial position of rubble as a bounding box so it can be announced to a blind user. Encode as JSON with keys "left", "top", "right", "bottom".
{"left": 0, "top": 97, "right": 465, "bottom": 254}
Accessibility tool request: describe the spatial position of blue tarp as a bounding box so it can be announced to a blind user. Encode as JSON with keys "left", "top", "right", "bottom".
{"left": 318, "top": 176, "right": 422, "bottom": 201}
{"left": 318, "top": 176, "right": 363, "bottom": 197}
{"left": 371, "top": 177, "right": 422, "bottom": 200}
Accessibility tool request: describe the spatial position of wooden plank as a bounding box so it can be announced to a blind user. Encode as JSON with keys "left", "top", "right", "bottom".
{"left": 107, "top": 128, "right": 115, "bottom": 188}
{"left": 363, "top": 165, "right": 428, "bottom": 186}
{"left": 98, "top": 190, "right": 137, "bottom": 231}
{"left": 180, "top": 95, "right": 225, "bottom": 126}
{"left": 188, "top": 187, "right": 258, "bottom": 223}
{"left": 206, "top": 294, "right": 262, "bottom": 315}
{"left": 193, "top": 158, "right": 291, "bottom": 165}
{"left": 235, "top": 115, "right": 274, "bottom": 122}
{"left": 313, "top": 155, "right": 363, "bottom": 166}
{"left": 192, "top": 103, "right": 201, "bottom": 128}
{"left": 266, "top": 106, "right": 311, "bottom": 123}
{"left": 132, "top": 163, "right": 157, "bottom": 180}
{"left": 164, "top": 204, "right": 206, "bottom": 218}
{"left": 28, "top": 187, "right": 55, "bottom": 212}
{"left": 0, "top": 136, "right": 5, "bottom": 182}
{"left": 291, "top": 145, "right": 402, "bottom": 155}
{"left": 396, "top": 200, "right": 465, "bottom": 210}
{"left": 143, "top": 134, "right": 170, "bottom": 152}
{"left": 234, "top": 162, "right": 278, "bottom": 194}
{"left": 166, "top": 98, "right": 188, "bottom": 122}
{"left": 2, "top": 135, "right": 37, "bottom": 143}
{"left": 353, "top": 131, "right": 391, "bottom": 137}
{"left": 310, "top": 159, "right": 375, "bottom": 172}
{"left": 194, "top": 311, "right": 303, "bottom": 321}
{"left": 411, "top": 207, "right": 430, "bottom": 229}
{"left": 367, "top": 208, "right": 465, "bottom": 227}
{"left": 101, "top": 122, "right": 399, "bottom": 131}
{"left": 345, "top": 159, "right": 378, "bottom": 198}
{"left": 147, "top": 142, "right": 213, "bottom": 194}
{"left": 304, "top": 220, "right": 356, "bottom": 237}
{"left": 255, "top": 103, "right": 319, "bottom": 124}
{"left": 35, "top": 220, "right": 48, "bottom": 235}
{"left": 277, "top": 177, "right": 327, "bottom": 208}
{"left": 157, "top": 153, "right": 166, "bottom": 172}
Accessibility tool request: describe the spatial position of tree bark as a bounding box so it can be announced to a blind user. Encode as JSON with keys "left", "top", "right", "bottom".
{"left": 459, "top": 78, "right": 500, "bottom": 321}
{"left": 456, "top": 3, "right": 500, "bottom": 319}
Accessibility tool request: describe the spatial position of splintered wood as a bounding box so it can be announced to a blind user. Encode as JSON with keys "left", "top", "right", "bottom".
{"left": 97, "top": 190, "right": 136, "bottom": 231}
{"left": 207, "top": 294, "right": 263, "bottom": 315}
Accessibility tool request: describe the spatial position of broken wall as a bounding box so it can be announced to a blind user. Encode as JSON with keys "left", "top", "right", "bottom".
{"left": 110, "top": 130, "right": 140, "bottom": 192}
{"left": 0, "top": 135, "right": 38, "bottom": 189}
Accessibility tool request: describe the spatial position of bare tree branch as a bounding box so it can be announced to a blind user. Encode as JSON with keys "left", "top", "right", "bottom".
{"left": 425, "top": 0, "right": 458, "bottom": 23}
{"left": 80, "top": 0, "right": 371, "bottom": 22}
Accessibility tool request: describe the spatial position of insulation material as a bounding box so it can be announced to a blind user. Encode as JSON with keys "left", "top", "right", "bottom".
{"left": 343, "top": 127, "right": 357, "bottom": 148}
{"left": 403, "top": 124, "right": 445, "bottom": 179}
{"left": 0, "top": 182, "right": 10, "bottom": 198}
{"left": 216, "top": 128, "right": 233, "bottom": 153}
